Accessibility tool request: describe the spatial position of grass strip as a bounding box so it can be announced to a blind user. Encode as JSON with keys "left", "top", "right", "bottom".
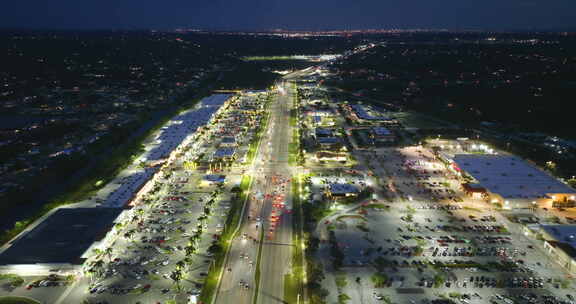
{"left": 252, "top": 225, "right": 265, "bottom": 304}
{"left": 284, "top": 174, "right": 306, "bottom": 303}
{"left": 289, "top": 84, "right": 301, "bottom": 166}
{"left": 0, "top": 297, "right": 40, "bottom": 304}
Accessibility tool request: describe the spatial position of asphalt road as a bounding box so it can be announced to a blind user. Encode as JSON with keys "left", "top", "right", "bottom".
{"left": 216, "top": 81, "right": 295, "bottom": 304}
{"left": 256, "top": 82, "right": 294, "bottom": 304}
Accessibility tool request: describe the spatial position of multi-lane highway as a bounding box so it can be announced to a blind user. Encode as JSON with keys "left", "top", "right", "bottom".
{"left": 216, "top": 80, "right": 295, "bottom": 304}
{"left": 256, "top": 81, "right": 294, "bottom": 304}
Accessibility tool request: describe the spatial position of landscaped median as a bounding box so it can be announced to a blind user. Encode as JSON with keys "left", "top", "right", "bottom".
{"left": 288, "top": 83, "right": 302, "bottom": 166}
{"left": 285, "top": 85, "right": 306, "bottom": 302}
{"left": 252, "top": 224, "right": 265, "bottom": 304}
{"left": 288, "top": 135, "right": 300, "bottom": 166}
{"left": 0, "top": 297, "right": 40, "bottom": 304}
{"left": 284, "top": 174, "right": 306, "bottom": 304}
{"left": 0, "top": 274, "right": 24, "bottom": 289}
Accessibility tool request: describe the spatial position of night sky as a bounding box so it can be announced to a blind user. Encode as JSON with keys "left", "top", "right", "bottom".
{"left": 1, "top": 0, "right": 575, "bottom": 30}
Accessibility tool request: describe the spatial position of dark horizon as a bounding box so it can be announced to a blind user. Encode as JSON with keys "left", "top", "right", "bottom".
{"left": 2, "top": 1, "right": 576, "bottom": 32}
{"left": 1, "top": 26, "right": 576, "bottom": 33}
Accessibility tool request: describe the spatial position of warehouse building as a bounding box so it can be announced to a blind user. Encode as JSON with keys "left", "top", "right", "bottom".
{"left": 540, "top": 225, "right": 576, "bottom": 276}
{"left": 452, "top": 154, "right": 576, "bottom": 209}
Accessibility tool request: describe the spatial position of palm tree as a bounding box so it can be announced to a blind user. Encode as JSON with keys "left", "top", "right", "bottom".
{"left": 89, "top": 259, "right": 105, "bottom": 282}
{"left": 124, "top": 229, "right": 136, "bottom": 240}
{"left": 176, "top": 260, "right": 186, "bottom": 272}
{"left": 185, "top": 245, "right": 195, "bottom": 256}
{"left": 191, "top": 234, "right": 200, "bottom": 245}
{"left": 104, "top": 247, "right": 113, "bottom": 262}
{"left": 92, "top": 248, "right": 103, "bottom": 258}
{"left": 169, "top": 270, "right": 183, "bottom": 292}
{"left": 183, "top": 257, "right": 193, "bottom": 267}
{"left": 114, "top": 222, "right": 124, "bottom": 232}
{"left": 84, "top": 266, "right": 96, "bottom": 284}
{"left": 92, "top": 259, "right": 104, "bottom": 270}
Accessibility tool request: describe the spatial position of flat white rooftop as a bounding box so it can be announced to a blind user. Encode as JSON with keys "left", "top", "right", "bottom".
{"left": 199, "top": 93, "right": 233, "bottom": 107}
{"left": 328, "top": 183, "right": 359, "bottom": 195}
{"left": 146, "top": 94, "right": 232, "bottom": 161}
{"left": 541, "top": 225, "right": 576, "bottom": 253}
{"left": 453, "top": 154, "right": 576, "bottom": 200}
{"left": 372, "top": 127, "right": 393, "bottom": 136}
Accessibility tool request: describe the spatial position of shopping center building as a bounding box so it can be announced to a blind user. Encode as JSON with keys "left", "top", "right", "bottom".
{"left": 452, "top": 154, "right": 576, "bottom": 209}
{"left": 540, "top": 225, "right": 576, "bottom": 276}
